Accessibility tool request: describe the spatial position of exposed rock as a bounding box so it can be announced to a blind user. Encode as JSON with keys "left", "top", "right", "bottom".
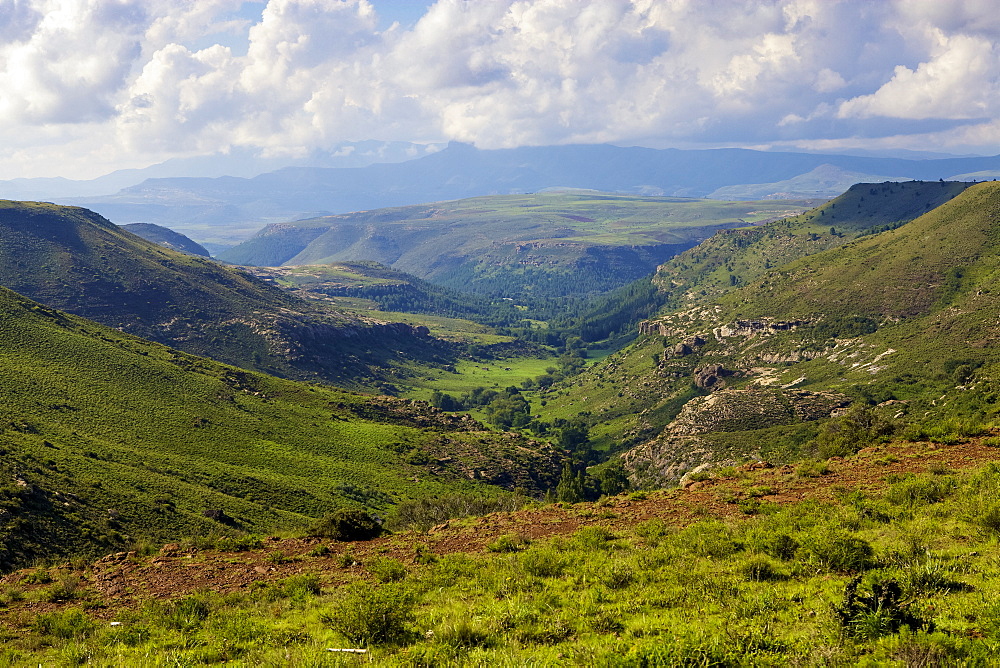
{"left": 622, "top": 388, "right": 851, "bottom": 485}
{"left": 713, "top": 318, "right": 812, "bottom": 339}
{"left": 667, "top": 388, "right": 850, "bottom": 437}
{"left": 693, "top": 364, "right": 732, "bottom": 390}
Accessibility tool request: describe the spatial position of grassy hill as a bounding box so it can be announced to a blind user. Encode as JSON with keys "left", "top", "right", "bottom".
{"left": 219, "top": 193, "right": 817, "bottom": 298}
{"left": 531, "top": 182, "right": 997, "bottom": 480}
{"left": 0, "top": 201, "right": 454, "bottom": 389}
{"left": 0, "top": 285, "right": 562, "bottom": 571}
{"left": 651, "top": 180, "right": 973, "bottom": 310}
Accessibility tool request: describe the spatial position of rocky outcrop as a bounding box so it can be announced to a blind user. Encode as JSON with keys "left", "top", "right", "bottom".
{"left": 693, "top": 364, "right": 732, "bottom": 390}
{"left": 713, "top": 318, "right": 812, "bottom": 339}
{"left": 666, "top": 388, "right": 850, "bottom": 436}
{"left": 622, "top": 388, "right": 851, "bottom": 485}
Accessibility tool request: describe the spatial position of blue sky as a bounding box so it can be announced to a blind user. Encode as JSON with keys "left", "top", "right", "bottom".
{"left": 0, "top": 0, "right": 998, "bottom": 179}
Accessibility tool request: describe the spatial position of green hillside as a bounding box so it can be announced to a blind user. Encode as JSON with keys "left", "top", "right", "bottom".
{"left": 534, "top": 182, "right": 1000, "bottom": 482}
{"left": 0, "top": 285, "right": 562, "bottom": 570}
{"left": 219, "top": 193, "right": 817, "bottom": 298}
{"left": 0, "top": 201, "right": 450, "bottom": 389}
{"left": 651, "top": 180, "right": 972, "bottom": 310}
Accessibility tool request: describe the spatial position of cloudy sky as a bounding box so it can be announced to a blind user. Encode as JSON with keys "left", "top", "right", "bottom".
{"left": 1, "top": 0, "right": 999, "bottom": 179}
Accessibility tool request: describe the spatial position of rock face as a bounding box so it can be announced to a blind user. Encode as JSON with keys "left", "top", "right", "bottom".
{"left": 693, "top": 364, "right": 732, "bottom": 390}
{"left": 667, "top": 389, "right": 850, "bottom": 436}
{"left": 622, "top": 388, "right": 851, "bottom": 485}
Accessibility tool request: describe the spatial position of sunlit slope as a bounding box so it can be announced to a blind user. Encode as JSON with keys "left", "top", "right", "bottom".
{"left": 220, "top": 192, "right": 816, "bottom": 297}
{"left": 0, "top": 287, "right": 561, "bottom": 569}
{"left": 651, "top": 180, "right": 972, "bottom": 310}
{"left": 0, "top": 201, "right": 441, "bottom": 387}
{"left": 720, "top": 180, "right": 1000, "bottom": 320}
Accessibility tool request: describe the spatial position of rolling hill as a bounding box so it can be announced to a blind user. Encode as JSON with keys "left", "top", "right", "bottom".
{"left": 0, "top": 201, "right": 449, "bottom": 389}
{"left": 0, "top": 284, "right": 562, "bottom": 570}
{"left": 220, "top": 192, "right": 817, "bottom": 298}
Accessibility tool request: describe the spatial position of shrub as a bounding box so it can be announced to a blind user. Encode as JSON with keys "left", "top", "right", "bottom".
{"left": 486, "top": 533, "right": 530, "bottom": 553}
{"left": 368, "top": 557, "right": 407, "bottom": 583}
{"left": 740, "top": 556, "right": 787, "bottom": 582}
{"left": 32, "top": 608, "right": 96, "bottom": 640}
{"left": 835, "top": 576, "right": 931, "bottom": 639}
{"left": 38, "top": 573, "right": 86, "bottom": 602}
{"left": 604, "top": 565, "right": 635, "bottom": 590}
{"left": 760, "top": 533, "right": 799, "bottom": 561}
{"left": 307, "top": 544, "right": 330, "bottom": 557}
{"left": 633, "top": 518, "right": 671, "bottom": 546}
{"left": 436, "top": 620, "right": 494, "bottom": 650}
{"left": 518, "top": 547, "right": 568, "bottom": 578}
{"left": 572, "top": 526, "right": 616, "bottom": 550}
{"left": 320, "top": 583, "right": 417, "bottom": 646}
{"left": 795, "top": 460, "right": 830, "bottom": 478}
{"left": 310, "top": 509, "right": 384, "bottom": 541}
{"left": 803, "top": 531, "right": 876, "bottom": 573}
{"left": 160, "top": 594, "right": 213, "bottom": 632}
{"left": 282, "top": 574, "right": 322, "bottom": 600}
{"left": 885, "top": 474, "right": 956, "bottom": 506}
{"left": 215, "top": 534, "right": 265, "bottom": 552}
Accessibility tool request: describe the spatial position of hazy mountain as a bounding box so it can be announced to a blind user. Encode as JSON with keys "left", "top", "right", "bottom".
{"left": 59, "top": 143, "right": 1000, "bottom": 245}
{"left": 0, "top": 141, "right": 442, "bottom": 201}
{"left": 120, "top": 223, "right": 210, "bottom": 256}
{"left": 707, "top": 164, "right": 912, "bottom": 199}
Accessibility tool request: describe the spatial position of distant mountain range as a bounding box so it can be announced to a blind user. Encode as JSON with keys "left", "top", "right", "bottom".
{"left": 0, "top": 141, "right": 442, "bottom": 200}
{"left": 21, "top": 143, "right": 991, "bottom": 248}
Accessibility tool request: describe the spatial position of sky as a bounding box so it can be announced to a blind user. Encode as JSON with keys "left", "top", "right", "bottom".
{"left": 1, "top": 0, "right": 999, "bottom": 179}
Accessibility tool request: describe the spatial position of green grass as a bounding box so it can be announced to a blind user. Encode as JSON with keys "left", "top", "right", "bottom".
{"left": 13, "top": 464, "right": 1000, "bottom": 664}
{"left": 0, "top": 285, "right": 563, "bottom": 570}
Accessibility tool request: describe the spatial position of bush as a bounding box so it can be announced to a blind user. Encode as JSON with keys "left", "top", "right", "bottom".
{"left": 759, "top": 533, "right": 799, "bottom": 561}
{"left": 321, "top": 583, "right": 417, "bottom": 646}
{"left": 803, "top": 531, "right": 876, "bottom": 573}
{"left": 885, "top": 475, "right": 956, "bottom": 506}
{"left": 32, "top": 608, "right": 96, "bottom": 640}
{"left": 740, "top": 556, "right": 788, "bottom": 582}
{"left": 310, "top": 509, "right": 384, "bottom": 541}
{"left": 486, "top": 533, "right": 530, "bottom": 553}
{"left": 216, "top": 534, "right": 265, "bottom": 552}
{"left": 368, "top": 557, "right": 407, "bottom": 583}
{"left": 835, "top": 576, "right": 931, "bottom": 639}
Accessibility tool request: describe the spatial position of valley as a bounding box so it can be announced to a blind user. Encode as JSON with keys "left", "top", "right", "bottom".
{"left": 2, "top": 178, "right": 1000, "bottom": 664}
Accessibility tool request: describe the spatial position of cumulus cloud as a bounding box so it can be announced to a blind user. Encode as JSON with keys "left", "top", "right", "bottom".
{"left": 0, "top": 0, "right": 999, "bottom": 178}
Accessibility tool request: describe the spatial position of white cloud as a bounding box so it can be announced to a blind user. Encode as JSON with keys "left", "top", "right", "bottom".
{"left": 0, "top": 0, "right": 999, "bottom": 179}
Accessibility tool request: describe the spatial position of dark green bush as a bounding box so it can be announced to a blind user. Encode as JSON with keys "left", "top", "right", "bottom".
{"left": 835, "top": 576, "right": 931, "bottom": 639}
{"left": 321, "top": 583, "right": 416, "bottom": 646}
{"left": 803, "top": 531, "right": 876, "bottom": 573}
{"left": 310, "top": 509, "right": 384, "bottom": 541}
